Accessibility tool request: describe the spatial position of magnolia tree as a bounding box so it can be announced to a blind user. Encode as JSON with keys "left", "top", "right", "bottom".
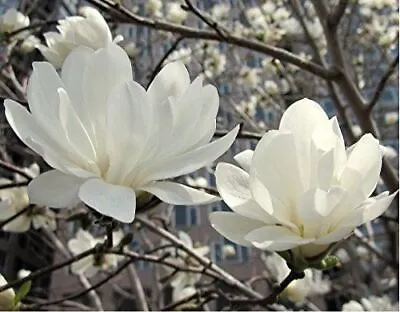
{"left": 0, "top": 0, "right": 397, "bottom": 311}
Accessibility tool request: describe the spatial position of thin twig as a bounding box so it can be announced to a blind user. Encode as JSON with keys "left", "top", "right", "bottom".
{"left": 0, "top": 181, "right": 29, "bottom": 190}
{"left": 0, "top": 160, "right": 33, "bottom": 180}
{"left": 0, "top": 205, "right": 32, "bottom": 229}
{"left": 367, "top": 53, "right": 399, "bottom": 112}
{"left": 328, "top": 0, "right": 349, "bottom": 29}
{"left": 127, "top": 264, "right": 149, "bottom": 311}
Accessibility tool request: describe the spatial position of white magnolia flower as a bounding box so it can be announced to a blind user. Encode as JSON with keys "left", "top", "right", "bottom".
{"left": 19, "top": 35, "right": 40, "bottom": 53}
{"left": 342, "top": 295, "right": 397, "bottom": 311}
{"left": 0, "top": 273, "right": 15, "bottom": 310}
{"left": 163, "top": 231, "right": 210, "bottom": 291}
{"left": 146, "top": 0, "right": 163, "bottom": 17}
{"left": 261, "top": 252, "right": 330, "bottom": 304}
{"left": 384, "top": 111, "right": 399, "bottom": 125}
{"left": 67, "top": 229, "right": 124, "bottom": 278}
{"left": 17, "top": 269, "right": 31, "bottom": 279}
{"left": 380, "top": 145, "right": 398, "bottom": 160}
{"left": 0, "top": 8, "right": 29, "bottom": 39}
{"left": 37, "top": 7, "right": 121, "bottom": 68}
{"left": 211, "top": 4, "right": 230, "bottom": 20}
{"left": 0, "top": 163, "right": 56, "bottom": 232}
{"left": 264, "top": 80, "right": 279, "bottom": 95}
{"left": 210, "top": 98, "right": 397, "bottom": 264}
{"left": 122, "top": 41, "right": 136, "bottom": 58}
{"left": 5, "top": 44, "right": 238, "bottom": 223}
{"left": 166, "top": 2, "right": 188, "bottom": 24}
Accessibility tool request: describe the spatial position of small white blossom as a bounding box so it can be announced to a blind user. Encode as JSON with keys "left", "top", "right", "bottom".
{"left": 0, "top": 8, "right": 29, "bottom": 39}
{"left": 210, "top": 98, "right": 398, "bottom": 263}
{"left": 264, "top": 80, "right": 279, "bottom": 95}
{"left": 165, "top": 47, "right": 192, "bottom": 65}
{"left": 122, "top": 41, "right": 136, "bottom": 58}
{"left": 352, "top": 124, "right": 362, "bottom": 137}
{"left": 166, "top": 2, "right": 188, "bottom": 24}
{"left": 5, "top": 44, "right": 238, "bottom": 223}
{"left": 19, "top": 35, "right": 40, "bottom": 53}
{"left": 0, "top": 273, "right": 15, "bottom": 310}
{"left": 0, "top": 163, "right": 56, "bottom": 232}
{"left": 384, "top": 111, "right": 399, "bottom": 125}
{"left": 222, "top": 244, "right": 236, "bottom": 258}
{"left": 37, "top": 7, "right": 121, "bottom": 68}
{"left": 380, "top": 145, "right": 398, "bottom": 160}
{"left": 146, "top": 0, "right": 163, "bottom": 17}
{"left": 342, "top": 295, "right": 397, "bottom": 311}
{"left": 17, "top": 269, "right": 31, "bottom": 279}
{"left": 238, "top": 67, "right": 261, "bottom": 87}
{"left": 211, "top": 4, "right": 230, "bottom": 21}
{"left": 203, "top": 47, "right": 227, "bottom": 77}
{"left": 67, "top": 229, "right": 124, "bottom": 278}
{"left": 261, "top": 252, "right": 330, "bottom": 304}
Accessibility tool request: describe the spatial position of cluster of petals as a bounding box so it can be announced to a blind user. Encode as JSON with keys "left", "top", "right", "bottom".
{"left": 0, "top": 8, "right": 29, "bottom": 39}
{"left": 67, "top": 229, "right": 124, "bottom": 278}
{"left": 37, "top": 7, "right": 121, "bottom": 68}
{"left": 210, "top": 98, "right": 397, "bottom": 260}
{"left": 5, "top": 43, "right": 238, "bottom": 223}
{"left": 0, "top": 163, "right": 56, "bottom": 232}
{"left": 261, "top": 252, "right": 330, "bottom": 304}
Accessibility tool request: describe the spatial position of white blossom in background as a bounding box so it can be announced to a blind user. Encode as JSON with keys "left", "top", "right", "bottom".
{"left": 166, "top": 2, "right": 188, "bottom": 24}
{"left": 210, "top": 3, "right": 230, "bottom": 21}
{"left": 210, "top": 98, "right": 398, "bottom": 267}
{"left": 261, "top": 252, "right": 330, "bottom": 304}
{"left": 37, "top": 7, "right": 122, "bottom": 68}
{"left": 17, "top": 269, "right": 31, "bottom": 279}
{"left": 0, "top": 8, "right": 29, "bottom": 39}
{"left": 384, "top": 111, "right": 399, "bottom": 125}
{"left": 380, "top": 145, "right": 398, "bottom": 160}
{"left": 342, "top": 295, "right": 398, "bottom": 311}
{"left": 203, "top": 46, "right": 227, "bottom": 78}
{"left": 352, "top": 124, "right": 362, "bottom": 137}
{"left": 5, "top": 43, "right": 238, "bottom": 223}
{"left": 185, "top": 176, "right": 208, "bottom": 189}
{"left": 264, "top": 80, "right": 279, "bottom": 95}
{"left": 238, "top": 67, "right": 261, "bottom": 88}
{"left": 146, "top": 0, "right": 163, "bottom": 18}
{"left": 237, "top": 95, "right": 258, "bottom": 118}
{"left": 0, "top": 163, "right": 56, "bottom": 232}
{"left": 165, "top": 47, "right": 192, "bottom": 65}
{"left": 0, "top": 273, "right": 15, "bottom": 310}
{"left": 122, "top": 41, "right": 136, "bottom": 58}
{"left": 67, "top": 229, "right": 124, "bottom": 278}
{"left": 19, "top": 35, "right": 40, "bottom": 53}
{"left": 222, "top": 244, "right": 236, "bottom": 258}
{"left": 162, "top": 231, "right": 210, "bottom": 299}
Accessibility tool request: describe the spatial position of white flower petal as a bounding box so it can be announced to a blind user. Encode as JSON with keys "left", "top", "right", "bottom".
{"left": 178, "top": 231, "right": 193, "bottom": 248}
{"left": 78, "top": 179, "right": 136, "bottom": 223}
{"left": 28, "top": 170, "right": 85, "bottom": 208}
{"left": 140, "top": 181, "right": 218, "bottom": 205}
{"left": 233, "top": 149, "right": 254, "bottom": 172}
{"left": 147, "top": 61, "right": 190, "bottom": 105}
{"left": 245, "top": 225, "right": 314, "bottom": 251}
{"left": 144, "top": 125, "right": 239, "bottom": 182}
{"left": 209, "top": 212, "right": 265, "bottom": 246}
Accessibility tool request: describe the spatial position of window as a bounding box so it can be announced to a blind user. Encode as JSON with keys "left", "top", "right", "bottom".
{"left": 209, "top": 202, "right": 231, "bottom": 213}
{"left": 173, "top": 206, "right": 199, "bottom": 227}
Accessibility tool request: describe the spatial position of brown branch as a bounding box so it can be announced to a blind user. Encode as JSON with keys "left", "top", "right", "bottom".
{"left": 0, "top": 205, "right": 32, "bottom": 229}
{"left": 367, "top": 53, "right": 399, "bottom": 112}
{"left": 328, "top": 0, "right": 349, "bottom": 29}
{"left": 0, "top": 160, "right": 33, "bottom": 180}
{"left": 0, "top": 181, "right": 29, "bottom": 190}
{"left": 85, "top": 0, "right": 339, "bottom": 80}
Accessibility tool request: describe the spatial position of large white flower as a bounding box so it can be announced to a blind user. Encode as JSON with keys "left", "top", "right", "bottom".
{"left": 0, "top": 273, "right": 15, "bottom": 310}
{"left": 5, "top": 43, "right": 238, "bottom": 223}
{"left": 0, "top": 8, "right": 30, "bottom": 40}
{"left": 0, "top": 163, "right": 56, "bottom": 232}
{"left": 37, "top": 7, "right": 121, "bottom": 68}
{"left": 210, "top": 98, "right": 397, "bottom": 263}
{"left": 67, "top": 229, "right": 124, "bottom": 278}
{"left": 261, "top": 252, "right": 330, "bottom": 304}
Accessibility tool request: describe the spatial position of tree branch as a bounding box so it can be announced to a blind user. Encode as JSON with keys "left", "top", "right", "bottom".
{"left": 85, "top": 0, "right": 339, "bottom": 80}
{"left": 0, "top": 160, "right": 33, "bottom": 180}
{"left": 367, "top": 53, "right": 399, "bottom": 112}
{"left": 328, "top": 0, "right": 349, "bottom": 29}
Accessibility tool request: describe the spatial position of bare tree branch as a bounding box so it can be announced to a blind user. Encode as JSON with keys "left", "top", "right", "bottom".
{"left": 328, "top": 0, "right": 349, "bottom": 29}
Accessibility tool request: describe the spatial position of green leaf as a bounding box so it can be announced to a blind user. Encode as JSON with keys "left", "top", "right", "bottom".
{"left": 13, "top": 281, "right": 31, "bottom": 305}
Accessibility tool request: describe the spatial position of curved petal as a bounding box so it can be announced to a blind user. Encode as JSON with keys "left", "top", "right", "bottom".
{"left": 178, "top": 231, "right": 193, "bottom": 248}
{"left": 251, "top": 130, "right": 302, "bottom": 214}
{"left": 28, "top": 170, "right": 85, "bottom": 208}
{"left": 3, "top": 216, "right": 31, "bottom": 233}
{"left": 245, "top": 225, "right": 314, "bottom": 251}
{"left": 340, "top": 134, "right": 382, "bottom": 198}
{"left": 233, "top": 149, "right": 254, "bottom": 172}
{"left": 78, "top": 179, "right": 136, "bottom": 223}
{"left": 143, "top": 125, "right": 239, "bottom": 182}
{"left": 209, "top": 211, "right": 265, "bottom": 246}
{"left": 140, "top": 181, "right": 218, "bottom": 205}
{"left": 147, "top": 61, "right": 190, "bottom": 105}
